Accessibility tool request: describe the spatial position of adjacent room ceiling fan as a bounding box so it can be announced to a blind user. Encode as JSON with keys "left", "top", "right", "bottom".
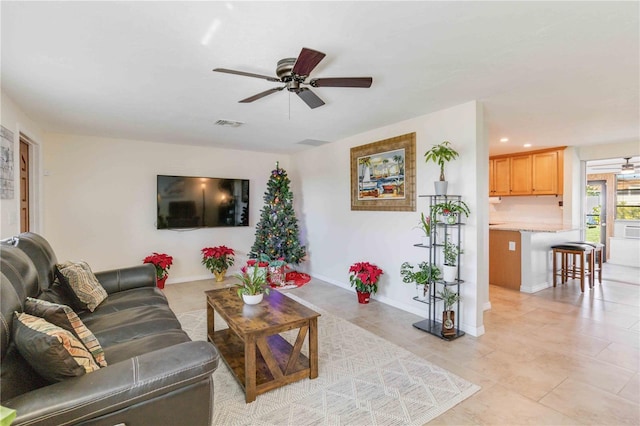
{"left": 213, "top": 47, "right": 373, "bottom": 109}
{"left": 589, "top": 157, "right": 639, "bottom": 174}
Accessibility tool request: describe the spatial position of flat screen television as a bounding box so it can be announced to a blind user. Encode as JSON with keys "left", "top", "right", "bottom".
{"left": 157, "top": 175, "right": 249, "bottom": 229}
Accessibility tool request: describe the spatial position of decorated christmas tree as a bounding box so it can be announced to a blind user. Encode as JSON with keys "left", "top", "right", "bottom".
{"left": 250, "top": 163, "right": 306, "bottom": 264}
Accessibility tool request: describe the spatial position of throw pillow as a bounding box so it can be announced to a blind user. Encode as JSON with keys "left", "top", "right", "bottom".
{"left": 56, "top": 261, "right": 108, "bottom": 312}
{"left": 13, "top": 312, "right": 101, "bottom": 382}
{"left": 25, "top": 297, "right": 107, "bottom": 367}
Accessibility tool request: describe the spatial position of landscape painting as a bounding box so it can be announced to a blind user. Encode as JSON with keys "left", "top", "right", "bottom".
{"left": 350, "top": 133, "right": 416, "bottom": 211}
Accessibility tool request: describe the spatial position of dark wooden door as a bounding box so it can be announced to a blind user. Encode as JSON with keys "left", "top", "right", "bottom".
{"left": 20, "top": 139, "right": 29, "bottom": 232}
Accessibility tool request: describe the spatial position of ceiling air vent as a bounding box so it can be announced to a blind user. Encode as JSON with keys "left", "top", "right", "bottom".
{"left": 214, "top": 119, "right": 244, "bottom": 127}
{"left": 296, "top": 139, "right": 330, "bottom": 147}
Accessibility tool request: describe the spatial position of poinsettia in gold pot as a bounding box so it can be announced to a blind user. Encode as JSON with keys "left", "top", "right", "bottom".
{"left": 201, "top": 245, "right": 235, "bottom": 281}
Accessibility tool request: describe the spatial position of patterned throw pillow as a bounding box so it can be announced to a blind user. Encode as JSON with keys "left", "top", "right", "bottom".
{"left": 13, "top": 312, "right": 101, "bottom": 382}
{"left": 25, "top": 297, "right": 107, "bottom": 367}
{"left": 56, "top": 261, "right": 108, "bottom": 312}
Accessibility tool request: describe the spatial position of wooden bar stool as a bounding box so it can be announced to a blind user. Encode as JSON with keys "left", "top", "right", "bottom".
{"left": 551, "top": 243, "right": 595, "bottom": 292}
{"left": 568, "top": 241, "right": 603, "bottom": 284}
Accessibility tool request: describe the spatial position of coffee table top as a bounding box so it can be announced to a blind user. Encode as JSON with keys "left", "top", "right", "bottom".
{"left": 205, "top": 288, "right": 320, "bottom": 336}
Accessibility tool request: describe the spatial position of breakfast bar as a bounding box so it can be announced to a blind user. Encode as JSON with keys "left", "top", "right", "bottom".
{"left": 489, "top": 223, "right": 580, "bottom": 293}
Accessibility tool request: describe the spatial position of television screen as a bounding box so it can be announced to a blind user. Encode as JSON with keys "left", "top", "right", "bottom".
{"left": 157, "top": 175, "right": 249, "bottom": 229}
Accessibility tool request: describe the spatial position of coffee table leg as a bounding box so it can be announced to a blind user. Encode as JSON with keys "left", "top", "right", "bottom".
{"left": 245, "top": 335, "right": 257, "bottom": 403}
{"left": 309, "top": 318, "right": 318, "bottom": 379}
{"left": 206, "top": 303, "right": 214, "bottom": 342}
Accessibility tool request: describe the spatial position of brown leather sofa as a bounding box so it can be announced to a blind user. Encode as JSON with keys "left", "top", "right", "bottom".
{"left": 1, "top": 232, "right": 219, "bottom": 425}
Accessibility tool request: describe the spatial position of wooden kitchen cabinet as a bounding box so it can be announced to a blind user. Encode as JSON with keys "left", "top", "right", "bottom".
{"left": 509, "top": 154, "right": 532, "bottom": 195}
{"left": 489, "top": 158, "right": 510, "bottom": 196}
{"left": 532, "top": 149, "right": 563, "bottom": 195}
{"left": 489, "top": 147, "right": 565, "bottom": 196}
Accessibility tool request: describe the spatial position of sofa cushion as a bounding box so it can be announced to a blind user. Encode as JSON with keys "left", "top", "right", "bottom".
{"left": 24, "top": 298, "right": 107, "bottom": 367}
{"left": 102, "top": 329, "right": 192, "bottom": 364}
{"left": 56, "top": 261, "right": 108, "bottom": 312}
{"left": 81, "top": 287, "right": 169, "bottom": 319}
{"left": 13, "top": 312, "right": 100, "bottom": 382}
{"left": 81, "top": 304, "right": 182, "bottom": 348}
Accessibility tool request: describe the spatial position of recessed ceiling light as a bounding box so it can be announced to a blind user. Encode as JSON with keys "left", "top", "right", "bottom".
{"left": 523, "top": 143, "right": 532, "bottom": 148}
{"left": 500, "top": 138, "right": 509, "bottom": 143}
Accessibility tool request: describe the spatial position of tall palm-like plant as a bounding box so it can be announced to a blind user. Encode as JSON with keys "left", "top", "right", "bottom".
{"left": 424, "top": 141, "right": 459, "bottom": 182}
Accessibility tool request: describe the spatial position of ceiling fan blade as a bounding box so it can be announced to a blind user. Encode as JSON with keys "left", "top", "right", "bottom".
{"left": 239, "top": 87, "right": 285, "bottom": 103}
{"left": 296, "top": 88, "right": 325, "bottom": 109}
{"left": 213, "top": 68, "right": 281, "bottom": 83}
{"left": 310, "top": 77, "right": 373, "bottom": 88}
{"left": 292, "top": 47, "right": 326, "bottom": 77}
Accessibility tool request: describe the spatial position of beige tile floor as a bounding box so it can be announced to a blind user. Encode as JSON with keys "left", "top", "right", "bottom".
{"left": 164, "top": 263, "right": 640, "bottom": 425}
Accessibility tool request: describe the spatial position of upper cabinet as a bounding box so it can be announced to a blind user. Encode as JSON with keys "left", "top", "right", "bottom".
{"left": 489, "top": 157, "right": 511, "bottom": 196}
{"left": 489, "top": 147, "right": 564, "bottom": 197}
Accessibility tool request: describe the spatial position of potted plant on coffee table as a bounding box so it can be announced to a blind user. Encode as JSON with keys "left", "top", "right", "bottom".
{"left": 201, "top": 245, "right": 235, "bottom": 282}
{"left": 348, "top": 261, "right": 384, "bottom": 304}
{"left": 234, "top": 263, "right": 270, "bottom": 305}
{"left": 400, "top": 261, "right": 440, "bottom": 300}
{"left": 437, "top": 286, "right": 460, "bottom": 337}
{"left": 423, "top": 140, "right": 459, "bottom": 195}
{"left": 142, "top": 252, "right": 173, "bottom": 289}
{"left": 442, "top": 237, "right": 462, "bottom": 283}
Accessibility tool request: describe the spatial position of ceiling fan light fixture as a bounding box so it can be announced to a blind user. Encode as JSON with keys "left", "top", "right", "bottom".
{"left": 620, "top": 157, "right": 635, "bottom": 174}
{"left": 621, "top": 163, "right": 635, "bottom": 174}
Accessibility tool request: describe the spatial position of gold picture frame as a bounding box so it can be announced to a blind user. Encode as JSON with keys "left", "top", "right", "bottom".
{"left": 350, "top": 132, "right": 416, "bottom": 211}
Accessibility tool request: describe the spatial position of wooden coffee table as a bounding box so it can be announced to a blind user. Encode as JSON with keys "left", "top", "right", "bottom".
{"left": 205, "top": 288, "right": 320, "bottom": 403}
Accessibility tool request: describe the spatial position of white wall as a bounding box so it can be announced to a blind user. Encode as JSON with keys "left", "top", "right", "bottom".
{"left": 0, "top": 91, "right": 44, "bottom": 238}
{"left": 43, "top": 133, "right": 286, "bottom": 283}
{"left": 291, "top": 101, "right": 487, "bottom": 336}
{"left": 578, "top": 141, "right": 640, "bottom": 161}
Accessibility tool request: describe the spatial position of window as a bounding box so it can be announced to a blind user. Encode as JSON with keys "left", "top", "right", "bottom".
{"left": 616, "top": 174, "right": 640, "bottom": 219}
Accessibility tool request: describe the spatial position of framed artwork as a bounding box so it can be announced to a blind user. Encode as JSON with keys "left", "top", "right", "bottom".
{"left": 350, "top": 132, "right": 416, "bottom": 211}
{"left": 0, "top": 126, "right": 15, "bottom": 200}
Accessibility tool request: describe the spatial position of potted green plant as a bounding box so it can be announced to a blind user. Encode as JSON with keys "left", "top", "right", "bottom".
{"left": 423, "top": 140, "right": 459, "bottom": 195}
{"left": 442, "top": 238, "right": 462, "bottom": 282}
{"left": 233, "top": 263, "right": 271, "bottom": 305}
{"left": 400, "top": 261, "right": 441, "bottom": 300}
{"left": 437, "top": 286, "right": 460, "bottom": 337}
{"left": 415, "top": 212, "right": 434, "bottom": 246}
{"left": 431, "top": 199, "right": 470, "bottom": 224}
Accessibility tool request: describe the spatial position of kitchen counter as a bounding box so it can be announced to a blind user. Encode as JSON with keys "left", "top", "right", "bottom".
{"left": 489, "top": 224, "right": 580, "bottom": 293}
{"left": 489, "top": 222, "right": 579, "bottom": 233}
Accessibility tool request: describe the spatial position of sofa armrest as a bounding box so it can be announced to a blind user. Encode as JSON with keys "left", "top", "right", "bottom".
{"left": 94, "top": 263, "right": 157, "bottom": 294}
{"left": 4, "top": 341, "right": 219, "bottom": 426}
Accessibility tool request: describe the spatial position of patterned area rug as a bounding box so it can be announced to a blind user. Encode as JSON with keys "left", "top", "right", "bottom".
{"left": 177, "top": 294, "right": 479, "bottom": 425}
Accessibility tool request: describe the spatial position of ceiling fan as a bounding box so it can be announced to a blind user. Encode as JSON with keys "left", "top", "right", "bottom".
{"left": 620, "top": 157, "right": 637, "bottom": 174}
{"left": 213, "top": 47, "right": 373, "bottom": 109}
{"left": 589, "top": 157, "right": 638, "bottom": 174}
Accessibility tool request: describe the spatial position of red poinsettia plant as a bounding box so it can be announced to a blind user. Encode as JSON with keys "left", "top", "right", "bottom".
{"left": 143, "top": 252, "right": 174, "bottom": 279}
{"left": 348, "top": 261, "right": 384, "bottom": 294}
{"left": 201, "top": 246, "right": 235, "bottom": 274}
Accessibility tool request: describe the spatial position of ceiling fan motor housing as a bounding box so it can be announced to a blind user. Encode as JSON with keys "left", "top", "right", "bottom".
{"left": 276, "top": 58, "right": 297, "bottom": 80}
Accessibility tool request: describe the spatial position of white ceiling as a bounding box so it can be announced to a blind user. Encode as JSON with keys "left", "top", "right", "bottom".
{"left": 2, "top": 1, "right": 638, "bottom": 156}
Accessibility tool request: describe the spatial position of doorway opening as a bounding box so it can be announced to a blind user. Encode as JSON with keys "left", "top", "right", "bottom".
{"left": 586, "top": 180, "right": 607, "bottom": 260}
